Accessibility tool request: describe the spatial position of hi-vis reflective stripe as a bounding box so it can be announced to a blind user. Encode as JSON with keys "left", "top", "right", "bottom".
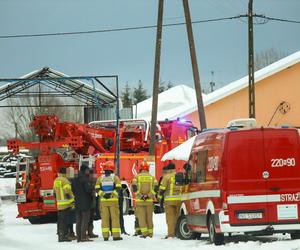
{"left": 227, "top": 194, "right": 281, "bottom": 204}
{"left": 102, "top": 228, "right": 110, "bottom": 233}
{"left": 181, "top": 190, "right": 221, "bottom": 201}
{"left": 112, "top": 228, "right": 121, "bottom": 233}
{"left": 170, "top": 177, "right": 175, "bottom": 196}
{"left": 100, "top": 198, "right": 118, "bottom": 202}
{"left": 63, "top": 184, "right": 71, "bottom": 190}
{"left": 97, "top": 155, "right": 145, "bottom": 159}
{"left": 57, "top": 198, "right": 74, "bottom": 205}
{"left": 136, "top": 199, "right": 153, "bottom": 203}
{"left": 165, "top": 195, "right": 181, "bottom": 201}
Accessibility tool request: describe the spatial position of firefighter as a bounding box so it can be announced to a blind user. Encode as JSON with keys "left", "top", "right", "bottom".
{"left": 158, "top": 162, "right": 182, "bottom": 239}
{"left": 157, "top": 165, "right": 169, "bottom": 213}
{"left": 95, "top": 161, "right": 123, "bottom": 241}
{"left": 131, "top": 161, "right": 158, "bottom": 238}
{"left": 72, "top": 163, "right": 94, "bottom": 242}
{"left": 53, "top": 167, "right": 74, "bottom": 242}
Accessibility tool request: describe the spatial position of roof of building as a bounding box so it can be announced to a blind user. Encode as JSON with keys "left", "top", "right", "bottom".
{"left": 183, "top": 50, "right": 300, "bottom": 116}
{"left": 136, "top": 50, "right": 300, "bottom": 121}
{"left": 0, "top": 67, "right": 116, "bottom": 106}
{"left": 134, "top": 84, "right": 206, "bottom": 121}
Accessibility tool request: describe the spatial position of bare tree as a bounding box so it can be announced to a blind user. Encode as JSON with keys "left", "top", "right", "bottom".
{"left": 3, "top": 85, "right": 83, "bottom": 141}
{"left": 255, "top": 48, "right": 288, "bottom": 71}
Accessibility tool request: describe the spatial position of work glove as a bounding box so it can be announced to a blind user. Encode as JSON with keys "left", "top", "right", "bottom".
{"left": 103, "top": 193, "right": 111, "bottom": 199}
{"left": 142, "top": 195, "right": 149, "bottom": 201}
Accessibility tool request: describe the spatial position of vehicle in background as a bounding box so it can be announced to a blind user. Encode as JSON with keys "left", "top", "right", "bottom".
{"left": 0, "top": 153, "right": 29, "bottom": 178}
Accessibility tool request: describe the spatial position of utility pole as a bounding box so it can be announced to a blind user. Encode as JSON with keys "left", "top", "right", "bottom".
{"left": 149, "top": 0, "right": 164, "bottom": 155}
{"left": 183, "top": 0, "right": 207, "bottom": 129}
{"left": 248, "top": 0, "right": 255, "bottom": 118}
{"left": 115, "top": 76, "right": 121, "bottom": 176}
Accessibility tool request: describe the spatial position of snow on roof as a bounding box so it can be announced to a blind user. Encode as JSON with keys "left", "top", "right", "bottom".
{"left": 136, "top": 50, "right": 300, "bottom": 120}
{"left": 205, "top": 50, "right": 300, "bottom": 106}
{"left": 181, "top": 50, "right": 300, "bottom": 116}
{"left": 134, "top": 84, "right": 206, "bottom": 121}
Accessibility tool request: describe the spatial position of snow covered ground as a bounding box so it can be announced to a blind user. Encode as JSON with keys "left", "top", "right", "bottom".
{"left": 1, "top": 201, "right": 300, "bottom": 250}
{"left": 0, "top": 179, "right": 15, "bottom": 197}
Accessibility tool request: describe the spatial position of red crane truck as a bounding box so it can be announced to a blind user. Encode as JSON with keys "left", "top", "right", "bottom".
{"left": 8, "top": 115, "right": 197, "bottom": 223}
{"left": 175, "top": 126, "right": 300, "bottom": 245}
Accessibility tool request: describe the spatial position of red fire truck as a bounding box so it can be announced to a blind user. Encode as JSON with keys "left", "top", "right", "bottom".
{"left": 175, "top": 126, "right": 300, "bottom": 245}
{"left": 8, "top": 115, "right": 197, "bottom": 223}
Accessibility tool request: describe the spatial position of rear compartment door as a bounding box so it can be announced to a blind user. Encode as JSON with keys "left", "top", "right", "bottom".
{"left": 263, "top": 129, "right": 300, "bottom": 224}
{"left": 226, "top": 130, "right": 268, "bottom": 225}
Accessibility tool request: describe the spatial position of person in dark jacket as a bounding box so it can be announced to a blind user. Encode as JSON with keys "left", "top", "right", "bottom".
{"left": 71, "top": 163, "right": 93, "bottom": 242}
{"left": 88, "top": 168, "right": 98, "bottom": 238}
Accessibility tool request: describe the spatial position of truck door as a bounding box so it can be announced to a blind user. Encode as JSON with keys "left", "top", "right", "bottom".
{"left": 263, "top": 128, "right": 300, "bottom": 224}
{"left": 226, "top": 130, "right": 268, "bottom": 225}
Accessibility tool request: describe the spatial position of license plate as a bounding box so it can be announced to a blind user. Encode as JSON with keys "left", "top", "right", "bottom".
{"left": 237, "top": 212, "right": 262, "bottom": 220}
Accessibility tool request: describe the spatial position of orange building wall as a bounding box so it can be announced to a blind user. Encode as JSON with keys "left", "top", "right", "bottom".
{"left": 184, "top": 63, "right": 300, "bottom": 129}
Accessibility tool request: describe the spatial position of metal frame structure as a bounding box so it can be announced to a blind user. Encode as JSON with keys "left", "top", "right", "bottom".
{"left": 0, "top": 67, "right": 121, "bottom": 175}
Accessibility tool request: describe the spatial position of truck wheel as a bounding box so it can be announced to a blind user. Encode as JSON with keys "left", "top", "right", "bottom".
{"left": 175, "top": 215, "right": 200, "bottom": 240}
{"left": 290, "top": 231, "right": 300, "bottom": 239}
{"left": 122, "top": 189, "right": 130, "bottom": 215}
{"left": 208, "top": 216, "right": 224, "bottom": 245}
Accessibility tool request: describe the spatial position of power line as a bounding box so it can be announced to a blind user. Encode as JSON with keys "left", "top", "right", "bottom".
{"left": 0, "top": 15, "right": 242, "bottom": 39}
{"left": 0, "top": 14, "right": 298, "bottom": 40}
{"left": 261, "top": 15, "right": 300, "bottom": 24}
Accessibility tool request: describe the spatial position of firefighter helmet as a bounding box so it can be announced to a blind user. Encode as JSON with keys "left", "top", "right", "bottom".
{"left": 103, "top": 161, "right": 115, "bottom": 171}
{"left": 140, "top": 161, "right": 149, "bottom": 171}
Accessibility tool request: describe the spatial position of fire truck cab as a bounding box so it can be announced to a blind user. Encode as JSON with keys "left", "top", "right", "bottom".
{"left": 176, "top": 126, "right": 300, "bottom": 245}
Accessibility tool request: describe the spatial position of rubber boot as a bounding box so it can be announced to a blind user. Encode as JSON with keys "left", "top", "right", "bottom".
{"left": 58, "top": 233, "right": 72, "bottom": 242}
{"left": 113, "top": 237, "right": 123, "bottom": 241}
{"left": 67, "top": 231, "right": 77, "bottom": 241}
{"left": 88, "top": 225, "right": 98, "bottom": 238}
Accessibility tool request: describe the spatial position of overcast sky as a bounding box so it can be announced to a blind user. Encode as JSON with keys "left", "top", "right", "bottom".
{"left": 0, "top": 0, "right": 299, "bottom": 93}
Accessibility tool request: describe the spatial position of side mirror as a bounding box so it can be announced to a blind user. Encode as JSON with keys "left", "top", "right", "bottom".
{"left": 175, "top": 172, "right": 185, "bottom": 186}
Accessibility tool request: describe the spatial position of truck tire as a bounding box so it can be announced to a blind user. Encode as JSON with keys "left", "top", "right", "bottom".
{"left": 175, "top": 215, "right": 201, "bottom": 240}
{"left": 208, "top": 216, "right": 224, "bottom": 245}
{"left": 291, "top": 231, "right": 300, "bottom": 239}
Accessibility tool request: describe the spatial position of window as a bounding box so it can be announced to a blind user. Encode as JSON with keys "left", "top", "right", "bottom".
{"left": 192, "top": 150, "right": 207, "bottom": 183}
